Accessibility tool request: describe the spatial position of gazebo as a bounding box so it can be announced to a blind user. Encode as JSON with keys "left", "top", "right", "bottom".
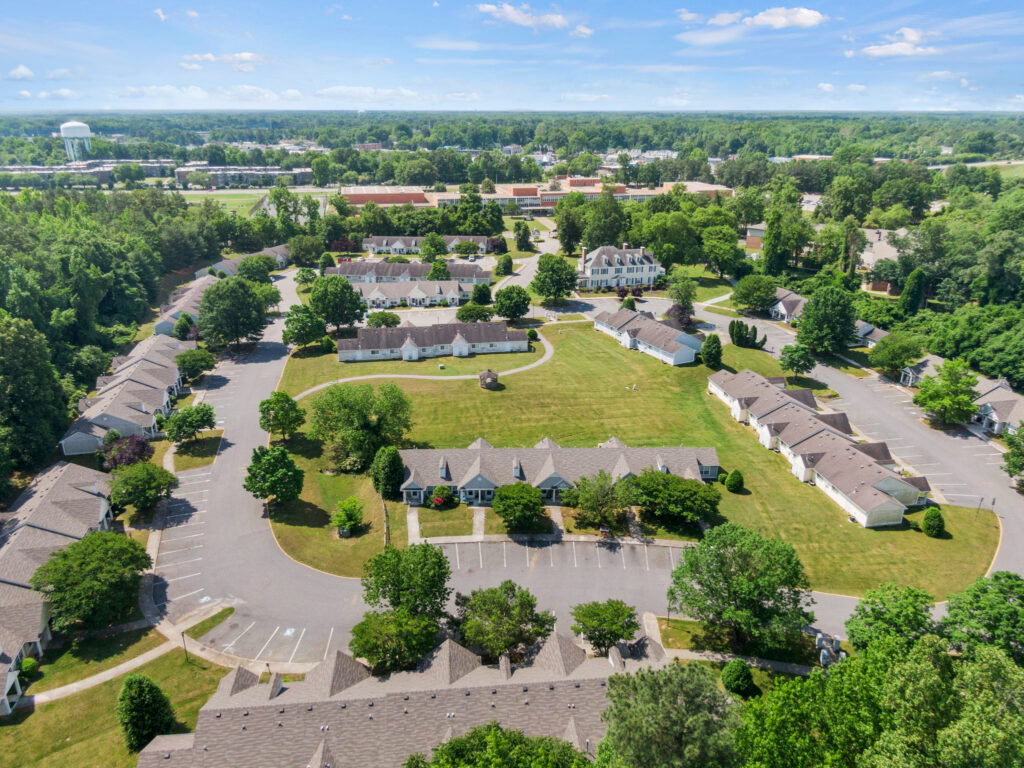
{"left": 479, "top": 369, "right": 499, "bottom": 389}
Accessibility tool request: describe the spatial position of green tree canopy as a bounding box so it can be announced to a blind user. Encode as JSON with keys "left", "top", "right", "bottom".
{"left": 164, "top": 403, "right": 216, "bottom": 445}
{"left": 493, "top": 285, "right": 531, "bottom": 322}
{"left": 560, "top": 469, "right": 629, "bottom": 529}
{"left": 912, "top": 357, "right": 979, "bottom": 425}
{"left": 282, "top": 303, "right": 327, "bottom": 347}
{"left": 455, "top": 303, "right": 494, "bottom": 323}
{"left": 404, "top": 723, "right": 588, "bottom": 768}
{"left": 491, "top": 483, "right": 545, "bottom": 530}
{"left": 701, "top": 333, "right": 722, "bottom": 369}
{"left": 31, "top": 532, "right": 151, "bottom": 631}
{"left": 175, "top": 349, "right": 216, "bottom": 380}
{"left": 625, "top": 469, "right": 721, "bottom": 523}
{"left": 796, "top": 284, "right": 856, "bottom": 354}
{"left": 242, "top": 445, "right": 304, "bottom": 505}
{"left": 349, "top": 608, "right": 440, "bottom": 675}
{"left": 667, "top": 523, "right": 814, "bottom": 649}
{"left": 666, "top": 265, "right": 698, "bottom": 321}
{"left": 309, "top": 382, "right": 413, "bottom": 470}
{"left": 471, "top": 282, "right": 491, "bottom": 305}
{"left": 110, "top": 462, "right": 177, "bottom": 511}
{"left": 531, "top": 253, "right": 577, "bottom": 301}
{"left": 236, "top": 253, "right": 276, "bottom": 284}
{"left": 456, "top": 580, "right": 555, "bottom": 661}
{"left": 309, "top": 274, "right": 363, "bottom": 331}
{"left": 420, "top": 232, "right": 448, "bottom": 258}
{"left": 369, "top": 445, "right": 405, "bottom": 499}
{"left": 258, "top": 391, "right": 305, "bottom": 441}
{"left": 198, "top": 276, "right": 267, "bottom": 348}
{"left": 942, "top": 571, "right": 1024, "bottom": 665}
{"left": 731, "top": 274, "right": 778, "bottom": 312}
{"left": 570, "top": 599, "right": 640, "bottom": 655}
{"left": 361, "top": 543, "right": 452, "bottom": 620}
{"left": 366, "top": 310, "right": 401, "bottom": 328}
{"left": 427, "top": 260, "right": 451, "bottom": 281}
{"left": 780, "top": 343, "right": 816, "bottom": 376}
{"left": 582, "top": 188, "right": 627, "bottom": 251}
{"left": 868, "top": 332, "right": 922, "bottom": 379}
{"left": 845, "top": 582, "right": 936, "bottom": 651}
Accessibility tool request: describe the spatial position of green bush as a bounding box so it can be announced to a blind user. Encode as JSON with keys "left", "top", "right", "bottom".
{"left": 922, "top": 508, "right": 945, "bottom": 538}
{"left": 19, "top": 656, "right": 38, "bottom": 682}
{"left": 427, "top": 485, "right": 455, "bottom": 509}
{"left": 720, "top": 659, "right": 754, "bottom": 695}
{"left": 724, "top": 470, "right": 744, "bottom": 493}
{"left": 116, "top": 673, "right": 176, "bottom": 752}
{"left": 527, "top": 328, "right": 539, "bottom": 342}
{"left": 318, "top": 335, "right": 335, "bottom": 354}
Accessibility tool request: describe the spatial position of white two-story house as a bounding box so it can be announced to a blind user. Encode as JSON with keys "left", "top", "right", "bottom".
{"left": 577, "top": 245, "right": 664, "bottom": 290}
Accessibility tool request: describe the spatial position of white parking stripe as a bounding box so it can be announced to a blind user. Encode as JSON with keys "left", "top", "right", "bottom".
{"left": 166, "top": 511, "right": 204, "bottom": 519}
{"left": 644, "top": 544, "right": 650, "bottom": 571}
{"left": 255, "top": 626, "right": 280, "bottom": 659}
{"left": 572, "top": 541, "right": 578, "bottom": 567}
{"left": 162, "top": 532, "right": 205, "bottom": 542}
{"left": 166, "top": 572, "right": 201, "bottom": 582}
{"left": 160, "top": 544, "right": 203, "bottom": 555}
{"left": 621, "top": 547, "right": 626, "bottom": 569}
{"left": 478, "top": 542, "right": 483, "bottom": 569}
{"left": 596, "top": 545, "right": 601, "bottom": 568}
{"left": 160, "top": 557, "right": 202, "bottom": 567}
{"left": 223, "top": 621, "right": 256, "bottom": 650}
{"left": 502, "top": 541, "right": 506, "bottom": 567}
{"left": 323, "top": 627, "right": 335, "bottom": 660}
{"left": 288, "top": 628, "right": 306, "bottom": 663}
{"left": 454, "top": 543, "right": 460, "bottom": 570}
{"left": 158, "top": 587, "right": 204, "bottom": 606}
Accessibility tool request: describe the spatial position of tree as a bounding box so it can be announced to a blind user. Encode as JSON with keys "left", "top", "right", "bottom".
{"left": 845, "top": 582, "right": 936, "bottom": 651}
{"left": 369, "top": 445, "right": 404, "bottom": 499}
{"left": 309, "top": 382, "right": 413, "bottom": 470}
{"left": 702, "top": 224, "right": 744, "bottom": 277}
{"left": 110, "top": 462, "right": 177, "bottom": 511}
{"left": 172, "top": 312, "right": 195, "bottom": 341}
{"left": 620, "top": 295, "right": 636, "bottom": 311}
{"left": 419, "top": 256, "right": 452, "bottom": 279}
{"left": 727, "top": 319, "right": 766, "bottom": 349}
{"left": 332, "top": 495, "right": 364, "bottom": 534}
{"left": 309, "top": 275, "right": 363, "bottom": 331}
{"left": 780, "top": 344, "right": 816, "bottom": 376}
{"left": 0, "top": 315, "right": 67, "bottom": 468}
{"left": 164, "top": 403, "right": 216, "bottom": 444}
{"left": 1002, "top": 424, "right": 1024, "bottom": 486}
{"left": 922, "top": 507, "right": 945, "bottom": 537}
{"left": 349, "top": 609, "right": 440, "bottom": 675}
{"left": 667, "top": 523, "right": 814, "bottom": 649}
{"left": 582, "top": 188, "right": 626, "bottom": 251}
{"left": 556, "top": 206, "right": 585, "bottom": 255}
{"left": 561, "top": 470, "right": 629, "bottom": 529}
{"left": 185, "top": 170, "right": 210, "bottom": 189}
{"left": 250, "top": 281, "right": 281, "bottom": 312}
{"left": 98, "top": 434, "right": 154, "bottom": 471}
{"left": 361, "top": 543, "right": 452, "bottom": 620}
{"left": 797, "top": 284, "right": 856, "bottom": 354}
{"left": 531, "top": 253, "right": 577, "bottom": 301}
{"left": 666, "top": 265, "right": 697, "bottom": 322}
{"left": 868, "top": 332, "right": 922, "bottom": 379}
{"left": 601, "top": 663, "right": 738, "bottom": 768}
{"left": 243, "top": 445, "right": 304, "bottom": 505}
{"left": 720, "top": 659, "right": 754, "bottom": 696}
{"left": 494, "top": 252, "right": 513, "bottom": 276}
{"left": 455, "top": 303, "right": 493, "bottom": 323}
{"left": 701, "top": 334, "right": 722, "bottom": 369}
{"left": 456, "top": 580, "right": 555, "bottom": 660}
{"left": 570, "top": 599, "right": 639, "bottom": 655}
{"left": 470, "top": 282, "right": 491, "bottom": 305}
{"left": 175, "top": 349, "right": 216, "bottom": 380}
{"left": 625, "top": 469, "right": 720, "bottom": 523}
{"left": 493, "top": 285, "right": 530, "bottom": 322}
{"left": 236, "top": 253, "right": 276, "bottom": 284}
{"left": 724, "top": 469, "right": 744, "bottom": 493}
{"left": 295, "top": 266, "right": 316, "bottom": 287}
{"left": 942, "top": 571, "right": 1024, "bottom": 664}
{"left": 912, "top": 358, "right": 979, "bottom": 425}
{"left": 405, "top": 723, "right": 589, "bottom": 768}
{"left": 514, "top": 220, "right": 532, "bottom": 252}
{"left": 491, "top": 483, "right": 545, "bottom": 529}
{"left": 454, "top": 241, "right": 482, "bottom": 257}
{"left": 898, "top": 267, "right": 927, "bottom": 316}
{"left": 31, "top": 532, "right": 151, "bottom": 631}
{"left": 419, "top": 232, "right": 448, "bottom": 259}
{"left": 317, "top": 252, "right": 335, "bottom": 275}
{"left": 731, "top": 274, "right": 778, "bottom": 312}
{"left": 198, "top": 276, "right": 266, "bottom": 348}
{"left": 365, "top": 311, "right": 399, "bottom": 329}
{"left": 258, "top": 391, "right": 305, "bottom": 441}
{"left": 288, "top": 234, "right": 322, "bottom": 267}
{"left": 116, "top": 674, "right": 176, "bottom": 752}
{"left": 282, "top": 303, "right": 327, "bottom": 347}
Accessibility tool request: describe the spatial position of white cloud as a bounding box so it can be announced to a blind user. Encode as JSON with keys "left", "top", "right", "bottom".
{"left": 561, "top": 92, "right": 608, "bottom": 102}
{"left": 861, "top": 27, "right": 939, "bottom": 57}
{"left": 433, "top": 1, "right": 439, "bottom": 5}
{"left": 122, "top": 85, "right": 209, "bottom": 100}
{"left": 37, "top": 88, "right": 80, "bottom": 99}
{"left": 708, "top": 11, "right": 742, "bottom": 26}
{"left": 217, "top": 85, "right": 278, "bottom": 101}
{"left": 186, "top": 9, "right": 199, "bottom": 17}
{"left": 847, "top": 83, "right": 866, "bottom": 92}
{"left": 476, "top": 3, "right": 569, "bottom": 31}
{"left": 919, "top": 70, "right": 957, "bottom": 81}
{"left": 416, "top": 37, "right": 484, "bottom": 50}
{"left": 314, "top": 85, "right": 418, "bottom": 104}
{"left": 676, "top": 8, "right": 702, "bottom": 23}
{"left": 179, "top": 62, "right": 202, "bottom": 70}
{"left": 182, "top": 53, "right": 217, "bottom": 63}
{"left": 445, "top": 91, "right": 481, "bottom": 101}
{"left": 656, "top": 94, "right": 691, "bottom": 107}
{"left": 17, "top": 90, "right": 31, "bottom": 99}
{"left": 181, "top": 52, "right": 267, "bottom": 71}
{"left": 676, "top": 25, "right": 746, "bottom": 45}
{"left": 817, "top": 82, "right": 834, "bottom": 92}
{"left": 744, "top": 7, "right": 827, "bottom": 29}
{"left": 45, "top": 68, "right": 73, "bottom": 80}
{"left": 843, "top": 49, "right": 855, "bottom": 58}
{"left": 366, "top": 57, "right": 394, "bottom": 66}
{"left": 281, "top": 89, "right": 303, "bottom": 100}
{"left": 8, "top": 64, "right": 34, "bottom": 80}
{"left": 153, "top": 8, "right": 167, "bottom": 22}
{"left": 571, "top": 24, "right": 593, "bottom": 38}
{"left": 1011, "top": 94, "right": 1024, "bottom": 103}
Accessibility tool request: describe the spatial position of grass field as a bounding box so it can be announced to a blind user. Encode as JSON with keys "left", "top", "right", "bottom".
{"left": 27, "top": 629, "right": 166, "bottom": 694}
{"left": 280, "top": 344, "right": 543, "bottom": 398}
{"left": 703, "top": 305, "right": 742, "bottom": 318}
{"left": 419, "top": 504, "right": 473, "bottom": 538}
{"left": 994, "top": 163, "right": 1024, "bottom": 178}
{"left": 185, "top": 607, "right": 235, "bottom": 641}
{"left": 669, "top": 264, "right": 733, "bottom": 303}
{"left": 0, "top": 650, "right": 224, "bottom": 768}
{"left": 503, "top": 216, "right": 548, "bottom": 232}
{"left": 180, "top": 191, "right": 265, "bottom": 216}
{"left": 294, "top": 323, "right": 997, "bottom": 597}
{"left": 658, "top": 618, "right": 822, "bottom": 667}
{"left": 173, "top": 430, "right": 223, "bottom": 472}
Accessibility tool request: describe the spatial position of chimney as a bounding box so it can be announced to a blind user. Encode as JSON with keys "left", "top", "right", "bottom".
{"left": 581, "top": 246, "right": 587, "bottom": 258}
{"left": 622, "top": 242, "right": 629, "bottom": 251}
{"left": 499, "top": 654, "right": 512, "bottom": 679}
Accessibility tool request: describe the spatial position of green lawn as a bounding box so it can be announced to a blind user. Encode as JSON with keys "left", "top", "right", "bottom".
{"left": 185, "top": 607, "right": 235, "bottom": 641}
{"left": 419, "top": 504, "right": 473, "bottom": 538}
{"left": 658, "top": 618, "right": 823, "bottom": 667}
{"left": 26, "top": 629, "right": 166, "bottom": 694}
{"left": 994, "top": 163, "right": 1024, "bottom": 178}
{"left": 149, "top": 439, "right": 172, "bottom": 471}
{"left": 503, "top": 215, "right": 548, "bottom": 231}
{"left": 664, "top": 264, "right": 733, "bottom": 303}
{"left": 483, "top": 507, "right": 554, "bottom": 535}
{"left": 180, "top": 192, "right": 265, "bottom": 216}
{"left": 172, "top": 430, "right": 223, "bottom": 472}
{"left": 281, "top": 344, "right": 544, "bottom": 398}
{"left": 268, "top": 438, "right": 402, "bottom": 578}
{"left": 0, "top": 650, "right": 224, "bottom": 768}
{"left": 319, "top": 323, "right": 995, "bottom": 597}
{"left": 703, "top": 305, "right": 742, "bottom": 318}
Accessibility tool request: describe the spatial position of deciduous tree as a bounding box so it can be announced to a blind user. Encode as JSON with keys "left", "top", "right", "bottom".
{"left": 175, "top": 349, "right": 216, "bottom": 380}
{"left": 797, "top": 284, "right": 856, "bottom": 354}
{"left": 164, "top": 403, "right": 216, "bottom": 445}
{"left": 404, "top": 723, "right": 588, "bottom": 768}
{"left": 198, "top": 276, "right": 267, "bottom": 348}
{"left": 493, "top": 285, "right": 530, "bottom": 322}
{"left": 258, "top": 391, "right": 305, "bottom": 441}
{"left": 282, "top": 303, "right": 327, "bottom": 347}
{"left": 110, "top": 462, "right": 177, "bottom": 511}
{"left": 369, "top": 445, "right": 405, "bottom": 499}
{"left": 243, "top": 445, "right": 304, "bottom": 505}
{"left": 731, "top": 274, "right": 778, "bottom": 312}
{"left": 366, "top": 310, "right": 401, "bottom": 328}
{"left": 625, "top": 469, "right": 720, "bottom": 523}
{"left": 780, "top": 343, "right": 816, "bottom": 376}
{"left": 456, "top": 580, "right": 555, "bottom": 660}
{"left": 427, "top": 260, "right": 451, "bottom": 281}
{"left": 912, "top": 357, "right": 979, "bottom": 425}
{"left": 845, "top": 582, "right": 935, "bottom": 651}
{"left": 309, "top": 382, "right": 413, "bottom": 470}
{"left": 361, "top": 543, "right": 452, "bottom": 620}
{"left": 455, "top": 303, "right": 494, "bottom": 323}
{"left": 942, "top": 571, "right": 1024, "bottom": 664}
{"left": 309, "top": 274, "right": 363, "bottom": 331}
{"left": 570, "top": 599, "right": 639, "bottom": 655}
{"left": 868, "top": 332, "right": 922, "bottom": 379}
{"left": 349, "top": 609, "right": 440, "bottom": 675}
{"left": 491, "top": 483, "right": 545, "bottom": 529}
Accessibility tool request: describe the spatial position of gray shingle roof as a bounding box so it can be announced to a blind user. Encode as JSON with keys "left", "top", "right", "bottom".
{"left": 354, "top": 280, "right": 471, "bottom": 303}
{"left": 327, "top": 259, "right": 490, "bottom": 282}
{"left": 582, "top": 245, "right": 658, "bottom": 271}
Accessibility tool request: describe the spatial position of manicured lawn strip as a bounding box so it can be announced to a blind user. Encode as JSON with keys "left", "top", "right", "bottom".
{"left": 638, "top": 516, "right": 702, "bottom": 542}
{"left": 560, "top": 507, "right": 625, "bottom": 536}
{"left": 419, "top": 504, "right": 473, "bottom": 538}
{"left": 27, "top": 629, "right": 166, "bottom": 694}
{"left": 503, "top": 216, "right": 548, "bottom": 231}
{"left": 269, "top": 434, "right": 392, "bottom": 577}
{"left": 149, "top": 439, "right": 172, "bottom": 471}
{"left": 0, "top": 650, "right": 224, "bottom": 768}
{"left": 173, "top": 392, "right": 196, "bottom": 410}
{"left": 649, "top": 264, "right": 732, "bottom": 303}
{"left": 173, "top": 430, "right": 223, "bottom": 472}
{"left": 658, "top": 618, "right": 821, "bottom": 667}
{"left": 384, "top": 499, "right": 409, "bottom": 548}
{"left": 677, "top": 658, "right": 794, "bottom": 696}
{"left": 180, "top": 192, "right": 264, "bottom": 216}
{"left": 281, "top": 345, "right": 544, "bottom": 398}
{"left": 703, "top": 305, "right": 741, "bottom": 318}
{"left": 483, "top": 507, "right": 553, "bottom": 535}
{"left": 818, "top": 348, "right": 873, "bottom": 378}
{"left": 368, "top": 325, "right": 994, "bottom": 597}
{"left": 185, "top": 607, "right": 235, "bottom": 641}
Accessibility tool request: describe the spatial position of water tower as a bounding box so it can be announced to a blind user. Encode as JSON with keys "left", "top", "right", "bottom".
{"left": 60, "top": 120, "right": 92, "bottom": 162}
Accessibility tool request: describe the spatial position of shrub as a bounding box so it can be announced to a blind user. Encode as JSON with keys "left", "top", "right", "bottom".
{"left": 332, "top": 496, "right": 364, "bottom": 536}
{"left": 318, "top": 335, "right": 335, "bottom": 353}
{"left": 116, "top": 673, "right": 176, "bottom": 752}
{"left": 724, "top": 470, "right": 744, "bottom": 493}
{"left": 19, "top": 656, "right": 38, "bottom": 682}
{"left": 527, "top": 328, "right": 539, "bottom": 342}
{"left": 721, "top": 659, "right": 754, "bottom": 695}
{"left": 922, "top": 508, "right": 945, "bottom": 538}
{"left": 427, "top": 485, "right": 455, "bottom": 509}
{"left": 492, "top": 483, "right": 545, "bottom": 529}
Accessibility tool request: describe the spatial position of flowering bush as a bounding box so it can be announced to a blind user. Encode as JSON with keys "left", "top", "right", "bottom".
{"left": 427, "top": 486, "right": 455, "bottom": 509}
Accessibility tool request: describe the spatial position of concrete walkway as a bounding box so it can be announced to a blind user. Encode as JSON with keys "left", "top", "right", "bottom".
{"left": 471, "top": 507, "right": 485, "bottom": 537}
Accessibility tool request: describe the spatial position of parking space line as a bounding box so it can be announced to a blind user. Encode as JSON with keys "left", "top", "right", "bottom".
{"left": 478, "top": 542, "right": 483, "bottom": 569}
{"left": 288, "top": 628, "right": 306, "bottom": 663}
{"left": 938, "top": 483, "right": 967, "bottom": 486}
{"left": 323, "top": 627, "right": 335, "bottom": 660}
{"left": 160, "top": 557, "right": 202, "bottom": 567}
{"left": 670, "top": 548, "right": 675, "bottom": 567}
{"left": 621, "top": 547, "right": 626, "bottom": 569}
{"left": 166, "top": 511, "right": 204, "bottom": 519}
{"left": 160, "top": 545, "right": 203, "bottom": 555}
{"left": 502, "top": 541, "right": 506, "bottom": 567}
{"left": 174, "top": 490, "right": 209, "bottom": 497}
{"left": 166, "top": 572, "right": 201, "bottom": 582}
{"left": 161, "top": 532, "right": 205, "bottom": 541}
{"left": 943, "top": 493, "right": 980, "bottom": 498}
{"left": 157, "top": 588, "right": 204, "bottom": 606}
{"left": 525, "top": 543, "right": 530, "bottom": 568}
{"left": 254, "top": 626, "right": 280, "bottom": 659}
{"left": 224, "top": 621, "right": 256, "bottom": 650}
{"left": 454, "top": 543, "right": 460, "bottom": 570}
{"left": 596, "top": 545, "right": 601, "bottom": 568}
{"left": 913, "top": 463, "right": 939, "bottom": 467}
{"left": 644, "top": 544, "right": 650, "bottom": 571}
{"left": 572, "top": 541, "right": 577, "bottom": 567}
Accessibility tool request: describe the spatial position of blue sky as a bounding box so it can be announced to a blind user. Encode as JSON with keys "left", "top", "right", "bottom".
{"left": 1, "top": 1, "right": 1022, "bottom": 112}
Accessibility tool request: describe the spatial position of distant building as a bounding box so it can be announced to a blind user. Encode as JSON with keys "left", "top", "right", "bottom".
{"left": 354, "top": 280, "right": 472, "bottom": 309}
{"left": 354, "top": 142, "right": 384, "bottom": 151}
{"left": 337, "top": 322, "right": 527, "bottom": 363}
{"left": 326, "top": 260, "right": 490, "bottom": 285}
{"left": 577, "top": 245, "right": 664, "bottom": 290}
{"left": 768, "top": 287, "right": 808, "bottom": 323}
{"left": 745, "top": 223, "right": 765, "bottom": 250}
{"left": 593, "top": 308, "right": 703, "bottom": 366}
{"left": 174, "top": 162, "right": 312, "bottom": 186}
{"left": 362, "top": 235, "right": 490, "bottom": 256}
